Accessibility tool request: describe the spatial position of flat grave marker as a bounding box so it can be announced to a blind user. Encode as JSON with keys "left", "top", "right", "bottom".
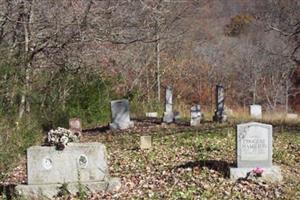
{"left": 140, "top": 136, "right": 152, "bottom": 149}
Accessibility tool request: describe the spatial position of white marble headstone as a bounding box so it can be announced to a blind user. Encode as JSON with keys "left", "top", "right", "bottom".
{"left": 163, "top": 86, "right": 174, "bottom": 123}
{"left": 230, "top": 122, "right": 282, "bottom": 182}
{"left": 190, "top": 105, "right": 201, "bottom": 126}
{"left": 250, "top": 105, "right": 262, "bottom": 119}
{"left": 237, "top": 122, "right": 272, "bottom": 167}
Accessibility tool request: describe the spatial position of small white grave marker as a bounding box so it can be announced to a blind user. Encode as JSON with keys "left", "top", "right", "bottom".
{"left": 140, "top": 136, "right": 152, "bottom": 149}
{"left": 146, "top": 112, "right": 158, "bottom": 118}
{"left": 250, "top": 105, "right": 262, "bottom": 119}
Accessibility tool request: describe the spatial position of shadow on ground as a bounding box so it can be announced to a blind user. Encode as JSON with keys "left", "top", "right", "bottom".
{"left": 175, "top": 160, "right": 234, "bottom": 178}
{"left": 0, "top": 184, "right": 16, "bottom": 200}
{"left": 83, "top": 125, "right": 110, "bottom": 134}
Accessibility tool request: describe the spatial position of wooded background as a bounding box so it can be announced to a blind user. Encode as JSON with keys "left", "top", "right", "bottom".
{"left": 0, "top": 0, "right": 299, "bottom": 127}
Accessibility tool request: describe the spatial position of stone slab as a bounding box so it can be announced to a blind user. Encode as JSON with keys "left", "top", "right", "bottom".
{"left": 15, "top": 178, "right": 121, "bottom": 200}
{"left": 230, "top": 166, "right": 282, "bottom": 183}
{"left": 237, "top": 122, "right": 272, "bottom": 168}
{"left": 27, "top": 143, "right": 108, "bottom": 185}
{"left": 140, "top": 136, "right": 152, "bottom": 149}
{"left": 109, "top": 121, "right": 134, "bottom": 130}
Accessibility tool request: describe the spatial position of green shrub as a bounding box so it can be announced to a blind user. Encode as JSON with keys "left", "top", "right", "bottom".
{"left": 0, "top": 117, "right": 43, "bottom": 180}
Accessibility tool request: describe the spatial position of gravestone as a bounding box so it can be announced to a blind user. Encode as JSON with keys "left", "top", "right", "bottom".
{"left": 140, "top": 136, "right": 152, "bottom": 149}
{"left": 69, "top": 118, "right": 82, "bottom": 137}
{"left": 230, "top": 122, "right": 282, "bottom": 182}
{"left": 16, "top": 143, "right": 121, "bottom": 199}
{"left": 146, "top": 112, "right": 158, "bottom": 118}
{"left": 190, "top": 105, "right": 201, "bottom": 126}
{"left": 250, "top": 105, "right": 262, "bottom": 119}
{"left": 109, "top": 99, "right": 134, "bottom": 130}
{"left": 163, "top": 86, "right": 174, "bottom": 123}
{"left": 213, "top": 84, "right": 226, "bottom": 122}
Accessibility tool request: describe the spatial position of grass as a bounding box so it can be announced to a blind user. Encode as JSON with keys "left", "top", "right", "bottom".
{"left": 79, "top": 121, "right": 299, "bottom": 199}
{"left": 0, "top": 117, "right": 299, "bottom": 199}
{"left": 0, "top": 118, "right": 43, "bottom": 181}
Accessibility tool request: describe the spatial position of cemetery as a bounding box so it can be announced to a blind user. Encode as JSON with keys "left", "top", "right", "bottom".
{"left": 0, "top": 85, "right": 299, "bottom": 199}
{"left": 0, "top": 1, "right": 299, "bottom": 199}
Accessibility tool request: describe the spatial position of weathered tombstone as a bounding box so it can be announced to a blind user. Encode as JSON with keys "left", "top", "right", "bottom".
{"left": 163, "top": 86, "right": 174, "bottom": 123}
{"left": 109, "top": 99, "right": 134, "bottom": 130}
{"left": 190, "top": 105, "right": 201, "bottom": 126}
{"left": 69, "top": 118, "right": 82, "bottom": 137}
{"left": 140, "top": 136, "right": 152, "bottom": 149}
{"left": 213, "top": 85, "right": 226, "bottom": 122}
{"left": 250, "top": 105, "right": 262, "bottom": 119}
{"left": 286, "top": 113, "right": 298, "bottom": 120}
{"left": 16, "top": 143, "right": 121, "bottom": 199}
{"left": 146, "top": 112, "right": 158, "bottom": 118}
{"left": 230, "top": 122, "right": 282, "bottom": 182}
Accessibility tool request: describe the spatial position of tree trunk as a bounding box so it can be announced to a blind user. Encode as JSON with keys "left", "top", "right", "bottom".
{"left": 285, "top": 79, "right": 289, "bottom": 113}
{"left": 156, "top": 33, "right": 161, "bottom": 102}
{"left": 253, "top": 79, "right": 257, "bottom": 104}
{"left": 19, "top": 0, "right": 33, "bottom": 119}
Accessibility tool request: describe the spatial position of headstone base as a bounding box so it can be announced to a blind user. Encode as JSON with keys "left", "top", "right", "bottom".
{"left": 230, "top": 166, "right": 282, "bottom": 183}
{"left": 163, "top": 112, "right": 174, "bottom": 123}
{"left": 15, "top": 178, "right": 121, "bottom": 199}
{"left": 190, "top": 119, "right": 201, "bottom": 126}
{"left": 109, "top": 121, "right": 134, "bottom": 130}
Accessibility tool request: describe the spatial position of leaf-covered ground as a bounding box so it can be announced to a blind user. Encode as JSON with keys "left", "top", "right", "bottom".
{"left": 1, "top": 120, "right": 300, "bottom": 199}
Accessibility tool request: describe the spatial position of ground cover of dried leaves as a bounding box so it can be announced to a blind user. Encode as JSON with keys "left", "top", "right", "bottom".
{"left": 1, "top": 119, "right": 300, "bottom": 199}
